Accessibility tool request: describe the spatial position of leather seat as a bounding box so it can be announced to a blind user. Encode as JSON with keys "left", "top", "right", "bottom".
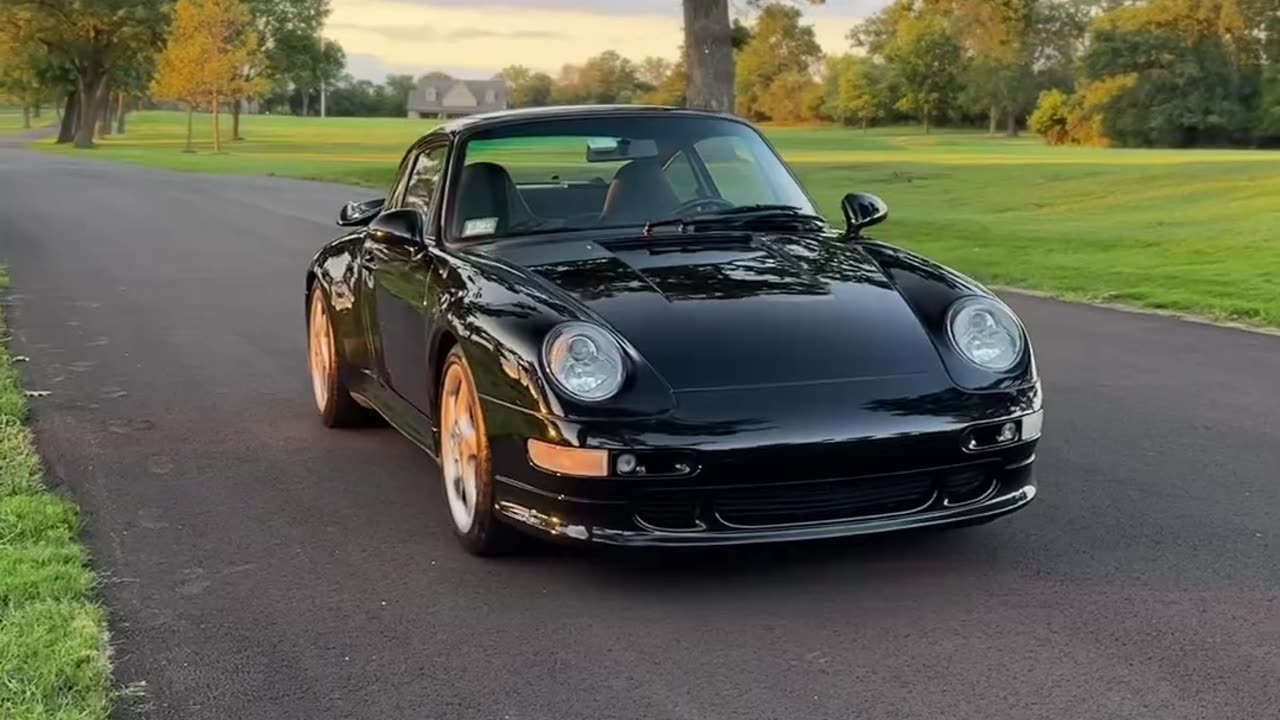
{"left": 452, "top": 162, "right": 537, "bottom": 238}
{"left": 599, "top": 159, "right": 680, "bottom": 226}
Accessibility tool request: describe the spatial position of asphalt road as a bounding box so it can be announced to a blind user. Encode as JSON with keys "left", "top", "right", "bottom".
{"left": 2, "top": 141, "right": 1278, "bottom": 720}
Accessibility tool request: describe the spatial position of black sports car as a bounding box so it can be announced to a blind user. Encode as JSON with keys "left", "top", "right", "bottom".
{"left": 305, "top": 106, "right": 1042, "bottom": 555}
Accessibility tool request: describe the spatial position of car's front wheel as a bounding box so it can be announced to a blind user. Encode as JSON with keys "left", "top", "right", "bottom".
{"left": 308, "top": 286, "right": 368, "bottom": 427}
{"left": 439, "top": 345, "right": 516, "bottom": 555}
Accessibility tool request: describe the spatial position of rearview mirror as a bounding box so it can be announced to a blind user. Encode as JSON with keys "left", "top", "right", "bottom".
{"left": 586, "top": 137, "right": 659, "bottom": 163}
{"left": 841, "top": 192, "right": 888, "bottom": 238}
{"left": 337, "top": 197, "right": 386, "bottom": 227}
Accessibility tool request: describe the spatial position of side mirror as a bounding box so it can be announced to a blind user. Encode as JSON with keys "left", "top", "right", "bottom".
{"left": 337, "top": 197, "right": 386, "bottom": 227}
{"left": 367, "top": 208, "right": 423, "bottom": 245}
{"left": 841, "top": 192, "right": 888, "bottom": 238}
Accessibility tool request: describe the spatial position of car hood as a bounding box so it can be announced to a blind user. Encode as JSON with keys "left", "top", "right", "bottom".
{"left": 483, "top": 232, "right": 947, "bottom": 392}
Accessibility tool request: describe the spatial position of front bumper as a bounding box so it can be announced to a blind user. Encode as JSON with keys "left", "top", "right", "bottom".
{"left": 491, "top": 447, "right": 1037, "bottom": 547}
{"left": 483, "top": 378, "right": 1042, "bottom": 547}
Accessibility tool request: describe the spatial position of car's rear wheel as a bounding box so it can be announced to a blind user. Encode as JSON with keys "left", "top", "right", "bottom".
{"left": 308, "top": 286, "right": 368, "bottom": 427}
{"left": 439, "top": 346, "right": 516, "bottom": 555}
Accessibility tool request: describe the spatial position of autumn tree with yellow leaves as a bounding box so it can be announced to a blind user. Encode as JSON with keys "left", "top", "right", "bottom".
{"left": 151, "top": 0, "right": 267, "bottom": 153}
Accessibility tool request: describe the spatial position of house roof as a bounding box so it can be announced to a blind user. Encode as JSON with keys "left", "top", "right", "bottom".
{"left": 407, "top": 76, "right": 507, "bottom": 114}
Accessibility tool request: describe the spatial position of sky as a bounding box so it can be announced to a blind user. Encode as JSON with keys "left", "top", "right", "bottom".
{"left": 328, "top": 0, "right": 892, "bottom": 82}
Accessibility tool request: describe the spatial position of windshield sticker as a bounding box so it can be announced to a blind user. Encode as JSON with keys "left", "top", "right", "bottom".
{"left": 462, "top": 217, "right": 499, "bottom": 237}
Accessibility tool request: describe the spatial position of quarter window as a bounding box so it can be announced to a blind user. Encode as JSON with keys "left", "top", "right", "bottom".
{"left": 403, "top": 146, "right": 447, "bottom": 215}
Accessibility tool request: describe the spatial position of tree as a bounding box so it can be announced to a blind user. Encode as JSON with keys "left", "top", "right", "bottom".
{"left": 643, "top": 57, "right": 688, "bottom": 106}
{"left": 1075, "top": 0, "right": 1259, "bottom": 146}
{"left": 885, "top": 8, "right": 965, "bottom": 133}
{"left": 233, "top": 0, "right": 327, "bottom": 134}
{"left": 681, "top": 0, "right": 824, "bottom": 113}
{"left": 498, "top": 65, "right": 554, "bottom": 108}
{"left": 756, "top": 69, "right": 825, "bottom": 122}
{"left": 151, "top": 0, "right": 260, "bottom": 152}
{"left": 3, "top": 0, "right": 167, "bottom": 148}
{"left": 150, "top": 0, "right": 210, "bottom": 152}
{"left": 286, "top": 36, "right": 342, "bottom": 116}
{"left": 637, "top": 56, "right": 673, "bottom": 88}
{"left": 735, "top": 3, "right": 823, "bottom": 120}
{"left": 1028, "top": 87, "right": 1070, "bottom": 143}
{"left": 826, "top": 55, "right": 891, "bottom": 128}
{"left": 383, "top": 73, "right": 415, "bottom": 115}
{"left": 579, "top": 50, "right": 641, "bottom": 103}
{"left": 683, "top": 0, "right": 734, "bottom": 112}
{"left": 0, "top": 9, "right": 51, "bottom": 129}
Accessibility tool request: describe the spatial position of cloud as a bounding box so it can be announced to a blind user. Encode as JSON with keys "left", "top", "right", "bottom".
{"left": 328, "top": 0, "right": 885, "bottom": 80}
{"left": 329, "top": 23, "right": 566, "bottom": 45}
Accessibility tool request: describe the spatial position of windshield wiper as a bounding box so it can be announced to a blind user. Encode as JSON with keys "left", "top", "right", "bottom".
{"left": 641, "top": 204, "right": 828, "bottom": 236}
{"left": 693, "top": 205, "right": 827, "bottom": 224}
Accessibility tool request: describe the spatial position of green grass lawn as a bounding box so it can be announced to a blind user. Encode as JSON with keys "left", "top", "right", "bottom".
{"left": 0, "top": 271, "right": 112, "bottom": 719}
{"left": 36, "top": 110, "right": 1280, "bottom": 327}
{"left": 0, "top": 108, "right": 52, "bottom": 136}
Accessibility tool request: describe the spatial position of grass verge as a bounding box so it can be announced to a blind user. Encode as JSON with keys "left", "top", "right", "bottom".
{"left": 34, "top": 111, "right": 1280, "bottom": 328}
{"left": 0, "top": 268, "right": 112, "bottom": 720}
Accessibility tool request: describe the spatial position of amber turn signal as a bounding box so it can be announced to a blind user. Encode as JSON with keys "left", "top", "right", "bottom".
{"left": 527, "top": 439, "right": 610, "bottom": 477}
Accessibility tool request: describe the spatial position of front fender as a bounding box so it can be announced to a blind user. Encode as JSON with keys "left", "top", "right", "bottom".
{"left": 860, "top": 241, "right": 1038, "bottom": 392}
{"left": 430, "top": 248, "right": 676, "bottom": 424}
{"left": 307, "top": 233, "right": 368, "bottom": 372}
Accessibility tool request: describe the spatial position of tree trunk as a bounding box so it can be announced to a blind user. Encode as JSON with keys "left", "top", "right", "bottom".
{"left": 988, "top": 105, "right": 999, "bottom": 135}
{"left": 22, "top": 105, "right": 31, "bottom": 130}
{"left": 73, "top": 68, "right": 109, "bottom": 148}
{"left": 213, "top": 93, "right": 221, "bottom": 153}
{"left": 33, "top": 102, "right": 41, "bottom": 119}
{"left": 98, "top": 89, "right": 114, "bottom": 138}
{"left": 232, "top": 101, "right": 242, "bottom": 140}
{"left": 861, "top": 117, "right": 869, "bottom": 130}
{"left": 300, "top": 89, "right": 310, "bottom": 117}
{"left": 56, "top": 91, "right": 77, "bottom": 144}
{"left": 1006, "top": 110, "right": 1019, "bottom": 137}
{"left": 184, "top": 105, "right": 195, "bottom": 152}
{"left": 683, "top": 0, "right": 734, "bottom": 113}
{"left": 923, "top": 114, "right": 931, "bottom": 135}
{"left": 116, "top": 94, "right": 128, "bottom": 135}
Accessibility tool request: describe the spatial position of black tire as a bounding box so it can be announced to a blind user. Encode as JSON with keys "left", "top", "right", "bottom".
{"left": 439, "top": 345, "right": 518, "bottom": 556}
{"left": 307, "top": 286, "right": 370, "bottom": 428}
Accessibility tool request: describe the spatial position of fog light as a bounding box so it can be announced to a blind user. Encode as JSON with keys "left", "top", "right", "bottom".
{"left": 616, "top": 453, "right": 638, "bottom": 474}
{"left": 527, "top": 439, "right": 609, "bottom": 477}
{"left": 997, "top": 422, "right": 1019, "bottom": 443}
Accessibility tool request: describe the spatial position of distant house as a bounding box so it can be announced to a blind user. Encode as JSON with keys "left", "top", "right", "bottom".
{"left": 407, "top": 75, "right": 507, "bottom": 119}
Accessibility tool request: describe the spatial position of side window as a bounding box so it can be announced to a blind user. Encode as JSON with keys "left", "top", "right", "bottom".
{"left": 693, "top": 136, "right": 777, "bottom": 206}
{"left": 663, "top": 151, "right": 700, "bottom": 203}
{"left": 402, "top": 146, "right": 447, "bottom": 215}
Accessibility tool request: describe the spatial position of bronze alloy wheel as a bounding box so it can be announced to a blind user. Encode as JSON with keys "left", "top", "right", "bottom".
{"left": 438, "top": 345, "right": 515, "bottom": 554}
{"left": 307, "top": 286, "right": 366, "bottom": 427}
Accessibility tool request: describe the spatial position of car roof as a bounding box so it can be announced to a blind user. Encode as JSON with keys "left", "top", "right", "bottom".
{"left": 432, "top": 104, "right": 743, "bottom": 137}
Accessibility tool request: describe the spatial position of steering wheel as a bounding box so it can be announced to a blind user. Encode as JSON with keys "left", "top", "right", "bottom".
{"left": 671, "top": 197, "right": 735, "bottom": 217}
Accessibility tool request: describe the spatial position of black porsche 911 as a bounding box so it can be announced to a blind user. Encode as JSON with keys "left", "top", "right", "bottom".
{"left": 305, "top": 105, "right": 1042, "bottom": 555}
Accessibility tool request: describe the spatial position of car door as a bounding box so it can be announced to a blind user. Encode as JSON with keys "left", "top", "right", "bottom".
{"left": 362, "top": 142, "right": 448, "bottom": 414}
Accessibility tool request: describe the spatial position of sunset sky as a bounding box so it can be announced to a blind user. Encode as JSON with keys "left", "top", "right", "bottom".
{"left": 327, "top": 0, "right": 891, "bottom": 81}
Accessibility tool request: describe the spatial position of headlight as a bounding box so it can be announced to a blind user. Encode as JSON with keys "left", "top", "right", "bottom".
{"left": 947, "top": 297, "right": 1025, "bottom": 372}
{"left": 542, "top": 322, "right": 626, "bottom": 402}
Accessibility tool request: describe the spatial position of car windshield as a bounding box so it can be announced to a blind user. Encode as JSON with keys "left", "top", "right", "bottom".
{"left": 448, "top": 114, "right": 822, "bottom": 241}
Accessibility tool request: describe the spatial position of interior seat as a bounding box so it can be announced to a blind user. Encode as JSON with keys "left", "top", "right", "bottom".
{"left": 452, "top": 162, "right": 537, "bottom": 238}
{"left": 599, "top": 159, "right": 681, "bottom": 226}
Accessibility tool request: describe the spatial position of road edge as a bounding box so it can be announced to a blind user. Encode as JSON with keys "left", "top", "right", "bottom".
{"left": 0, "top": 266, "right": 114, "bottom": 719}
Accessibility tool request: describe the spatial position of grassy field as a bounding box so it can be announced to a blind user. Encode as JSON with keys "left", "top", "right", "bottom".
{"left": 0, "top": 107, "right": 52, "bottom": 136}
{"left": 0, "top": 271, "right": 112, "bottom": 719}
{"left": 36, "top": 110, "right": 1280, "bottom": 327}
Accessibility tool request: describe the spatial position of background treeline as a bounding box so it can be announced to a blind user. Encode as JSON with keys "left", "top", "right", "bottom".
{"left": 4, "top": 0, "right": 1278, "bottom": 149}
{"left": 492, "top": 0, "right": 1280, "bottom": 148}
{"left": 0, "top": 0, "right": 341, "bottom": 148}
